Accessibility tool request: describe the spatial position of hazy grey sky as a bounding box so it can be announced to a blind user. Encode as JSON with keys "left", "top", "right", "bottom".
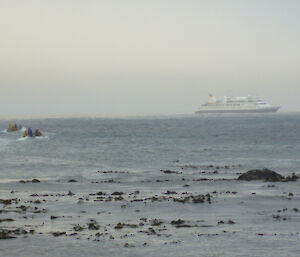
{"left": 1, "top": 0, "right": 300, "bottom": 117}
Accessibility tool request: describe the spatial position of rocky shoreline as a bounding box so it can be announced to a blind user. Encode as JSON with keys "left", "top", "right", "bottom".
{"left": 1, "top": 167, "right": 299, "bottom": 250}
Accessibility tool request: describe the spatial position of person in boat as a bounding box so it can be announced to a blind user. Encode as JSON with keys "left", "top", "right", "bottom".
{"left": 34, "top": 129, "right": 42, "bottom": 137}
{"left": 22, "top": 130, "right": 27, "bottom": 137}
{"left": 27, "top": 128, "right": 33, "bottom": 137}
{"left": 7, "top": 123, "right": 18, "bottom": 132}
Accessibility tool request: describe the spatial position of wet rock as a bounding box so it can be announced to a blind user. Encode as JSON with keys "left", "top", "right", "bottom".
{"left": 147, "top": 227, "right": 156, "bottom": 235}
{"left": 0, "top": 230, "right": 16, "bottom": 240}
{"left": 96, "top": 191, "right": 106, "bottom": 195}
{"left": 73, "top": 224, "right": 85, "bottom": 231}
{"left": 129, "top": 190, "right": 140, "bottom": 195}
{"left": 170, "top": 219, "right": 185, "bottom": 225}
{"left": 67, "top": 190, "right": 75, "bottom": 196}
{"left": 114, "top": 223, "right": 124, "bottom": 229}
{"left": 88, "top": 222, "right": 100, "bottom": 230}
{"left": 114, "top": 196, "right": 124, "bottom": 201}
{"left": 124, "top": 243, "right": 135, "bottom": 248}
{"left": 191, "top": 195, "right": 205, "bottom": 203}
{"left": 52, "top": 231, "right": 66, "bottom": 237}
{"left": 19, "top": 179, "right": 40, "bottom": 183}
{"left": 0, "top": 199, "right": 12, "bottom": 205}
{"left": 164, "top": 190, "right": 177, "bottom": 195}
{"left": 17, "top": 205, "right": 28, "bottom": 212}
{"left": 0, "top": 218, "right": 14, "bottom": 223}
{"left": 68, "top": 179, "right": 78, "bottom": 183}
{"left": 175, "top": 224, "right": 193, "bottom": 228}
{"left": 111, "top": 192, "right": 123, "bottom": 196}
{"left": 13, "top": 228, "right": 28, "bottom": 235}
{"left": 151, "top": 219, "right": 163, "bottom": 226}
{"left": 238, "top": 169, "right": 284, "bottom": 182}
{"left": 160, "top": 170, "right": 182, "bottom": 174}
{"left": 283, "top": 173, "right": 299, "bottom": 182}
{"left": 173, "top": 196, "right": 190, "bottom": 203}
{"left": 127, "top": 224, "right": 138, "bottom": 229}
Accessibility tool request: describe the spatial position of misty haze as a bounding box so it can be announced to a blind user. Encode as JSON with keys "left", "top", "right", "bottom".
{"left": 1, "top": 1, "right": 300, "bottom": 117}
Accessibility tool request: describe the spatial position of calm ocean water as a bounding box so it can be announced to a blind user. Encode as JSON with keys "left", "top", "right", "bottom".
{"left": 1, "top": 113, "right": 300, "bottom": 180}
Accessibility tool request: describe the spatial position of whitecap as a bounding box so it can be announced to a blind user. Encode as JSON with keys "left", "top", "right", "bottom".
{"left": 17, "top": 135, "right": 49, "bottom": 141}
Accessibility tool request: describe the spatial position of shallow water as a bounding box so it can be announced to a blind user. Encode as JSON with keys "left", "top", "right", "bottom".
{"left": 0, "top": 113, "right": 300, "bottom": 256}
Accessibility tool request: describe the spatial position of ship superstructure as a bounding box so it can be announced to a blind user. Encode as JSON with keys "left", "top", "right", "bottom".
{"left": 196, "top": 95, "right": 280, "bottom": 113}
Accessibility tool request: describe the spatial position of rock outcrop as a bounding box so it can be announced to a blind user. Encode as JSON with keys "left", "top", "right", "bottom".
{"left": 238, "top": 169, "right": 284, "bottom": 182}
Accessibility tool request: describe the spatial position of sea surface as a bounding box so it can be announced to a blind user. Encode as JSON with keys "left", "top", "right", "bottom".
{"left": 0, "top": 113, "right": 300, "bottom": 257}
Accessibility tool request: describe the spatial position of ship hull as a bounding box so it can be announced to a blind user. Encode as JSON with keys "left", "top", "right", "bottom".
{"left": 195, "top": 106, "right": 280, "bottom": 114}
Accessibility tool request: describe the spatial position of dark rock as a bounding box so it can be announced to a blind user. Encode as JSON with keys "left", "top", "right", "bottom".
{"left": 238, "top": 169, "right": 284, "bottom": 182}
{"left": 0, "top": 230, "right": 16, "bottom": 239}
{"left": 13, "top": 228, "right": 28, "bottom": 235}
{"left": 88, "top": 222, "right": 100, "bottom": 230}
{"left": 31, "top": 179, "right": 41, "bottom": 183}
{"left": 52, "top": 231, "right": 66, "bottom": 237}
{"left": 111, "top": 192, "right": 123, "bottom": 196}
{"left": 164, "top": 190, "right": 177, "bottom": 195}
{"left": 73, "top": 224, "right": 84, "bottom": 231}
{"left": 0, "top": 199, "right": 12, "bottom": 205}
{"left": 191, "top": 195, "right": 205, "bottom": 203}
{"left": 175, "top": 224, "right": 193, "bottom": 228}
{"left": 114, "top": 223, "right": 124, "bottom": 229}
{"left": 160, "top": 169, "right": 181, "bottom": 174}
{"left": 170, "top": 219, "right": 185, "bottom": 225}
{"left": 67, "top": 190, "right": 75, "bottom": 196}
{"left": 0, "top": 218, "right": 14, "bottom": 223}
{"left": 151, "top": 219, "right": 163, "bottom": 226}
{"left": 68, "top": 179, "right": 78, "bottom": 183}
{"left": 282, "top": 173, "right": 299, "bottom": 182}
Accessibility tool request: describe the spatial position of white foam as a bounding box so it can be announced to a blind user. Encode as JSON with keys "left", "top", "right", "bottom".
{"left": 17, "top": 135, "right": 49, "bottom": 141}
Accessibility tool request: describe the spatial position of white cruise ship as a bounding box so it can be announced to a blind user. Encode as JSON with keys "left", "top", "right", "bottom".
{"left": 196, "top": 95, "right": 280, "bottom": 114}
